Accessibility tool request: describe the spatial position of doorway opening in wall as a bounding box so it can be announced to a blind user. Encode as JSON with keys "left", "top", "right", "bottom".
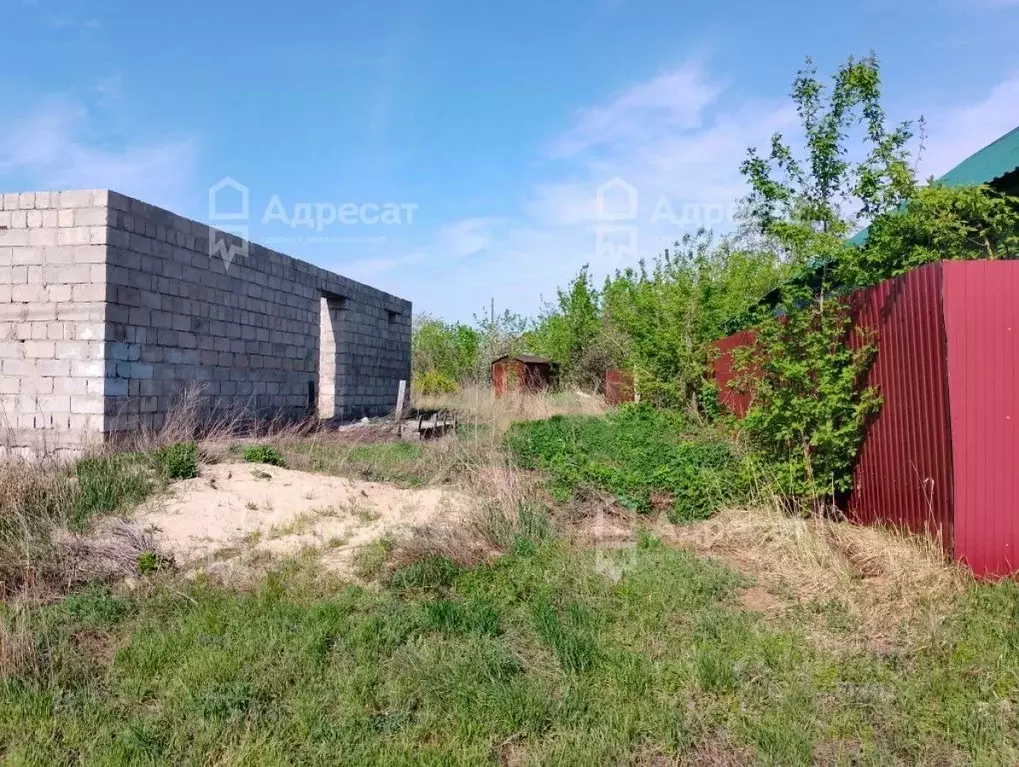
{"left": 318, "top": 294, "right": 346, "bottom": 420}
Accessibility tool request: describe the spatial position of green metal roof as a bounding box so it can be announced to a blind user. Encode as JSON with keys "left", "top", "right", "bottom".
{"left": 938, "top": 126, "right": 1019, "bottom": 187}
{"left": 848, "top": 125, "right": 1019, "bottom": 246}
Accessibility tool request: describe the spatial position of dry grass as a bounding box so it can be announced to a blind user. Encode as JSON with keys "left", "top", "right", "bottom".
{"left": 369, "top": 391, "right": 569, "bottom": 572}
{"left": 0, "top": 458, "right": 80, "bottom": 601}
{"left": 416, "top": 384, "right": 609, "bottom": 435}
{"left": 0, "top": 607, "right": 43, "bottom": 680}
{"left": 123, "top": 383, "right": 322, "bottom": 459}
{"left": 669, "top": 502, "right": 969, "bottom": 648}
{"left": 0, "top": 447, "right": 162, "bottom": 601}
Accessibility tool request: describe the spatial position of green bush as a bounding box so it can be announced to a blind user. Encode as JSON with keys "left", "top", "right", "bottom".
{"left": 412, "top": 370, "right": 459, "bottom": 396}
{"left": 506, "top": 403, "right": 752, "bottom": 521}
{"left": 154, "top": 441, "right": 198, "bottom": 480}
{"left": 242, "top": 445, "right": 286, "bottom": 467}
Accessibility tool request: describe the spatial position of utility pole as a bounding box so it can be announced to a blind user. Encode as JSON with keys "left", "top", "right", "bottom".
{"left": 490, "top": 297, "right": 494, "bottom": 325}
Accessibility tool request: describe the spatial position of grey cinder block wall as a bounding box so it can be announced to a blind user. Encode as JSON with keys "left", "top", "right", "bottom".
{"left": 0, "top": 189, "right": 411, "bottom": 452}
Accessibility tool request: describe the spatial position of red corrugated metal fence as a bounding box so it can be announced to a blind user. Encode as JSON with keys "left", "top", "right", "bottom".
{"left": 844, "top": 264, "right": 955, "bottom": 546}
{"left": 942, "top": 261, "right": 1019, "bottom": 577}
{"left": 711, "top": 264, "right": 956, "bottom": 556}
{"left": 712, "top": 329, "right": 755, "bottom": 417}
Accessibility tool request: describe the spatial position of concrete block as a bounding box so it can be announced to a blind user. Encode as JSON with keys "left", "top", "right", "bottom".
{"left": 58, "top": 191, "right": 93, "bottom": 209}
{"left": 71, "top": 395, "right": 105, "bottom": 414}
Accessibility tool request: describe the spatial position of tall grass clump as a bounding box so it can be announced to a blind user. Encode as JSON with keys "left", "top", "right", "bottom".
{"left": 74, "top": 453, "right": 154, "bottom": 522}
{"left": 0, "top": 458, "right": 79, "bottom": 599}
{"left": 153, "top": 441, "right": 198, "bottom": 480}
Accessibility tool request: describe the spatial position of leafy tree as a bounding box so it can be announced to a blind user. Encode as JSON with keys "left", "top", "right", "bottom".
{"left": 412, "top": 315, "right": 481, "bottom": 388}
{"left": 526, "top": 266, "right": 611, "bottom": 388}
{"left": 736, "top": 53, "right": 916, "bottom": 507}
{"left": 740, "top": 53, "right": 917, "bottom": 266}
{"left": 602, "top": 231, "right": 782, "bottom": 407}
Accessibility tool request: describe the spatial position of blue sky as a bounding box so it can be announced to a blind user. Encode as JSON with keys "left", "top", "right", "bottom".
{"left": 3, "top": 0, "right": 1019, "bottom": 322}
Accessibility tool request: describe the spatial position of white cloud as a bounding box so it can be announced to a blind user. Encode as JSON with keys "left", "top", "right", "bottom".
{"left": 436, "top": 217, "right": 501, "bottom": 258}
{"left": 548, "top": 64, "right": 723, "bottom": 159}
{"left": 917, "top": 72, "right": 1019, "bottom": 179}
{"left": 372, "top": 63, "right": 796, "bottom": 320}
{"left": 352, "top": 63, "right": 1019, "bottom": 322}
{"left": 343, "top": 251, "right": 426, "bottom": 282}
{"left": 0, "top": 98, "right": 197, "bottom": 209}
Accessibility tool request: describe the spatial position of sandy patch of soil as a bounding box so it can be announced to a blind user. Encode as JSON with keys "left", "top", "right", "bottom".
{"left": 134, "top": 462, "right": 466, "bottom": 577}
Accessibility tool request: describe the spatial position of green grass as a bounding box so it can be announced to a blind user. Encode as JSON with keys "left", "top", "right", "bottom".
{"left": 283, "top": 441, "right": 430, "bottom": 486}
{"left": 4, "top": 524, "right": 1018, "bottom": 765}
{"left": 73, "top": 453, "right": 156, "bottom": 525}
{"left": 153, "top": 441, "right": 199, "bottom": 480}
{"left": 242, "top": 445, "right": 287, "bottom": 467}
{"left": 506, "top": 402, "right": 753, "bottom": 520}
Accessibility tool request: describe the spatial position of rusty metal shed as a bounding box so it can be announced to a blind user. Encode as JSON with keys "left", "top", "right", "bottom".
{"left": 492, "top": 355, "right": 556, "bottom": 397}
{"left": 604, "top": 369, "right": 635, "bottom": 405}
{"left": 712, "top": 260, "right": 1019, "bottom": 578}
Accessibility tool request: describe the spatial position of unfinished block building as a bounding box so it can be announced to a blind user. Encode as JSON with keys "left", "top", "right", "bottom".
{"left": 0, "top": 189, "right": 412, "bottom": 452}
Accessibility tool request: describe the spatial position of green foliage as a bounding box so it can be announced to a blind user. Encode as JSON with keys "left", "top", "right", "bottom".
{"left": 736, "top": 292, "right": 881, "bottom": 504}
{"left": 735, "top": 54, "right": 918, "bottom": 507}
{"left": 422, "top": 598, "right": 501, "bottom": 637}
{"left": 525, "top": 266, "right": 611, "bottom": 389}
{"left": 352, "top": 537, "right": 395, "bottom": 579}
{"left": 506, "top": 404, "right": 752, "bottom": 520}
{"left": 412, "top": 314, "right": 482, "bottom": 385}
{"left": 601, "top": 232, "right": 784, "bottom": 407}
{"left": 153, "top": 441, "right": 198, "bottom": 480}
{"left": 412, "top": 370, "right": 458, "bottom": 396}
{"left": 74, "top": 454, "right": 153, "bottom": 523}
{"left": 387, "top": 555, "right": 462, "bottom": 591}
{"left": 242, "top": 445, "right": 286, "bottom": 467}
{"left": 137, "top": 551, "right": 171, "bottom": 575}
{"left": 60, "top": 585, "right": 131, "bottom": 626}
{"left": 844, "top": 183, "right": 1019, "bottom": 286}
{"left": 741, "top": 53, "right": 917, "bottom": 263}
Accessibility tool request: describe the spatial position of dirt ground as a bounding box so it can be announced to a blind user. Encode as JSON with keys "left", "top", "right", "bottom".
{"left": 133, "top": 462, "right": 466, "bottom": 577}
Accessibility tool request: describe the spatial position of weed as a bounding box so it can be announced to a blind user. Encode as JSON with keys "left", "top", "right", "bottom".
{"left": 136, "top": 551, "right": 168, "bottom": 575}
{"left": 507, "top": 403, "right": 752, "bottom": 519}
{"left": 242, "top": 445, "right": 286, "bottom": 467}
{"left": 153, "top": 441, "right": 198, "bottom": 480}
{"left": 353, "top": 507, "right": 381, "bottom": 525}
{"left": 250, "top": 469, "right": 272, "bottom": 481}
{"left": 268, "top": 513, "right": 320, "bottom": 539}
{"left": 387, "top": 555, "right": 462, "bottom": 592}
{"left": 1, "top": 533, "right": 1017, "bottom": 764}
{"left": 352, "top": 537, "right": 395, "bottom": 580}
{"left": 283, "top": 440, "right": 429, "bottom": 486}
{"left": 74, "top": 454, "right": 154, "bottom": 524}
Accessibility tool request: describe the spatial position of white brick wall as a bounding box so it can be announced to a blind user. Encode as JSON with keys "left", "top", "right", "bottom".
{"left": 0, "top": 188, "right": 412, "bottom": 449}
{"left": 0, "top": 190, "right": 109, "bottom": 450}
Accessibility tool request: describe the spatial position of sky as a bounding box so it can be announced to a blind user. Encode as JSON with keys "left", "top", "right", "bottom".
{"left": 3, "top": 0, "right": 1019, "bottom": 322}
